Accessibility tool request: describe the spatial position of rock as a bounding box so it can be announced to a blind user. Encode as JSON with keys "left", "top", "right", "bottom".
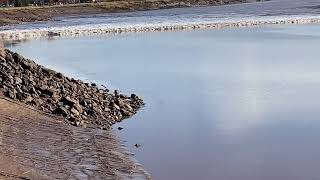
{"left": 5, "top": 52, "right": 14, "bottom": 62}
{"left": 7, "top": 89, "right": 16, "bottom": 99}
{"left": 14, "top": 77, "right": 23, "bottom": 85}
{"left": 39, "top": 86, "right": 55, "bottom": 97}
{"left": 0, "top": 47, "right": 5, "bottom": 58}
{"left": 54, "top": 106, "right": 69, "bottom": 117}
{"left": 41, "top": 67, "right": 56, "bottom": 76}
{"left": 114, "top": 90, "right": 119, "bottom": 97}
{"left": 121, "top": 109, "right": 133, "bottom": 116}
{"left": 24, "top": 95, "right": 34, "bottom": 103}
{"left": 16, "top": 93, "right": 24, "bottom": 101}
{"left": 61, "top": 96, "right": 77, "bottom": 106}
{"left": 115, "top": 98, "right": 125, "bottom": 107}
{"left": 32, "top": 98, "right": 43, "bottom": 106}
{"left": 55, "top": 73, "right": 64, "bottom": 79}
{"left": 131, "top": 94, "right": 137, "bottom": 99}
{"left": 70, "top": 108, "right": 80, "bottom": 117}
{"left": 124, "top": 103, "right": 133, "bottom": 111}
{"left": 12, "top": 53, "right": 24, "bottom": 63}
{"left": 7, "top": 76, "right": 13, "bottom": 84}
{"left": 73, "top": 103, "right": 83, "bottom": 114}
{"left": 21, "top": 59, "right": 36, "bottom": 70}
{"left": 113, "top": 104, "right": 120, "bottom": 111}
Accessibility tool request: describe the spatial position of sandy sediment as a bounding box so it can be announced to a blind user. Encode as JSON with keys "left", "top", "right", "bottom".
{"left": 1, "top": 15, "right": 320, "bottom": 40}
{"left": 0, "top": 96, "right": 151, "bottom": 179}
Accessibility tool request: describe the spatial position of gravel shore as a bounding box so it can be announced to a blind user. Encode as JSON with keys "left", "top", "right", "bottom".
{"left": 0, "top": 48, "right": 144, "bottom": 129}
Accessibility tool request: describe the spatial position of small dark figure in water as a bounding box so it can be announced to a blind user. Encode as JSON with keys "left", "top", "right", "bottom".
{"left": 117, "top": 127, "right": 124, "bottom": 130}
{"left": 134, "top": 144, "right": 141, "bottom": 148}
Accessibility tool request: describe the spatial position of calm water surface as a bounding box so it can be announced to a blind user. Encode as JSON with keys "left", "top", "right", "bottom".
{"left": 7, "top": 24, "right": 320, "bottom": 180}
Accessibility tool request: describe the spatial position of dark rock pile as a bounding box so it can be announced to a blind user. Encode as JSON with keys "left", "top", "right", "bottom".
{"left": 0, "top": 49, "right": 144, "bottom": 129}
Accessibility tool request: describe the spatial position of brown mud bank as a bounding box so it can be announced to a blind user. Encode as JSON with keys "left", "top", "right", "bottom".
{"left": 0, "top": 0, "right": 250, "bottom": 26}
{"left": 0, "top": 96, "right": 151, "bottom": 179}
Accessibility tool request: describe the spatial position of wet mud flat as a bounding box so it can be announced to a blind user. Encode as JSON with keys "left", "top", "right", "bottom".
{"left": 0, "top": 96, "right": 150, "bottom": 179}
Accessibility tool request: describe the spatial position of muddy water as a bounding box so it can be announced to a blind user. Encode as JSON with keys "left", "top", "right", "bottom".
{"left": 6, "top": 24, "right": 320, "bottom": 180}
{"left": 0, "top": 97, "right": 150, "bottom": 179}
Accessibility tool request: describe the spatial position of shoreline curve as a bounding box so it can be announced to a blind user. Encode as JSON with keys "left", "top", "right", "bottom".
{"left": 1, "top": 15, "right": 320, "bottom": 40}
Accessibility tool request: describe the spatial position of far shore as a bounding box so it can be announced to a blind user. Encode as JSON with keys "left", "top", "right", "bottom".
{"left": 0, "top": 0, "right": 248, "bottom": 26}
{"left": 1, "top": 14, "right": 320, "bottom": 40}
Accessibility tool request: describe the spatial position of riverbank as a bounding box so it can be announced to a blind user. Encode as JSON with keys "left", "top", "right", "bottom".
{"left": 0, "top": 31, "right": 152, "bottom": 178}
{"left": 0, "top": 96, "right": 150, "bottom": 179}
{"left": 0, "top": 0, "right": 247, "bottom": 26}
{"left": 0, "top": 47, "right": 144, "bottom": 129}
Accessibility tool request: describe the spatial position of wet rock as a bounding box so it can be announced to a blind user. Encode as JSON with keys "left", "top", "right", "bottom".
{"left": 131, "top": 93, "right": 137, "bottom": 99}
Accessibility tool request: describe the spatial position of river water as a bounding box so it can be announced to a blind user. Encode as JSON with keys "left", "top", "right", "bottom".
{"left": 6, "top": 24, "right": 320, "bottom": 180}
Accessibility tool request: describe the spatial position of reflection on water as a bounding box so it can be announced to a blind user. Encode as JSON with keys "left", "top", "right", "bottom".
{"left": 6, "top": 24, "right": 320, "bottom": 180}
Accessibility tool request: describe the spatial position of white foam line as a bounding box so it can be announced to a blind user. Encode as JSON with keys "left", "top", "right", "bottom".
{"left": 1, "top": 15, "right": 320, "bottom": 40}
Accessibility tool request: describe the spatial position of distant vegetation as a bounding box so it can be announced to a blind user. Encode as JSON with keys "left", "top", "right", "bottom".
{"left": 0, "top": 0, "right": 256, "bottom": 7}
{"left": 0, "top": 0, "right": 97, "bottom": 7}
